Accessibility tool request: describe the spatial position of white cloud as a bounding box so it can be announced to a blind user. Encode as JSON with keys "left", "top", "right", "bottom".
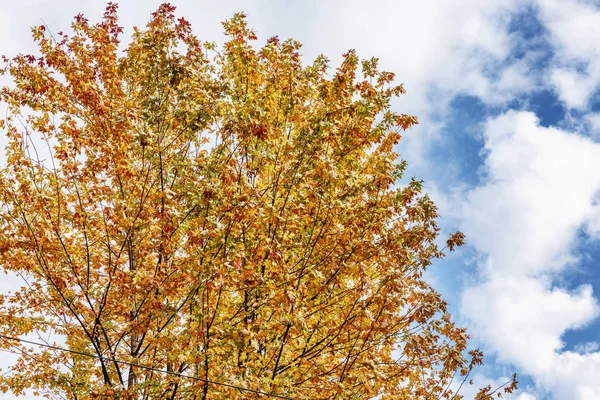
{"left": 584, "top": 113, "right": 600, "bottom": 138}
{"left": 321, "top": 0, "right": 531, "bottom": 113}
{"left": 572, "top": 341, "right": 600, "bottom": 354}
{"left": 462, "top": 111, "right": 600, "bottom": 276}
{"left": 536, "top": 0, "right": 600, "bottom": 61}
{"left": 517, "top": 394, "right": 540, "bottom": 400}
{"left": 550, "top": 69, "right": 596, "bottom": 109}
{"left": 463, "top": 277, "right": 598, "bottom": 370}
{"left": 536, "top": 0, "right": 600, "bottom": 109}
{"left": 459, "top": 111, "right": 600, "bottom": 399}
{"left": 497, "top": 60, "right": 536, "bottom": 96}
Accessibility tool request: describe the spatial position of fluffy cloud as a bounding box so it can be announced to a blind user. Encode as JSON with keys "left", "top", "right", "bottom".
{"left": 459, "top": 111, "right": 600, "bottom": 398}
{"left": 318, "top": 0, "right": 533, "bottom": 114}
{"left": 584, "top": 113, "right": 600, "bottom": 139}
{"left": 536, "top": 0, "right": 600, "bottom": 109}
{"left": 462, "top": 111, "right": 600, "bottom": 276}
{"left": 550, "top": 69, "right": 596, "bottom": 110}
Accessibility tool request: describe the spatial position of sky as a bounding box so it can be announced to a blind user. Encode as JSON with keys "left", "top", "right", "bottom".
{"left": 1, "top": 0, "right": 600, "bottom": 399}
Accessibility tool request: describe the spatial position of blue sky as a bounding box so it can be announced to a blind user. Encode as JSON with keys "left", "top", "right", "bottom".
{"left": 2, "top": 0, "right": 600, "bottom": 399}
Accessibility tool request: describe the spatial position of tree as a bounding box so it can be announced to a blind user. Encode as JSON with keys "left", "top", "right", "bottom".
{"left": 0, "top": 4, "right": 515, "bottom": 399}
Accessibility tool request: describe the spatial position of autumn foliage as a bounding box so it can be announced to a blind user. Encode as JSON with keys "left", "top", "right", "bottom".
{"left": 0, "top": 4, "right": 515, "bottom": 399}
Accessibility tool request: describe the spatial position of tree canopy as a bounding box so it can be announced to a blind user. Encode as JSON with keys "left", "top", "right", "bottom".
{"left": 0, "top": 3, "right": 515, "bottom": 399}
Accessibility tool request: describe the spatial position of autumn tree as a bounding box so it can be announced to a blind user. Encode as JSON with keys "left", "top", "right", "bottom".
{"left": 0, "top": 4, "right": 515, "bottom": 399}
